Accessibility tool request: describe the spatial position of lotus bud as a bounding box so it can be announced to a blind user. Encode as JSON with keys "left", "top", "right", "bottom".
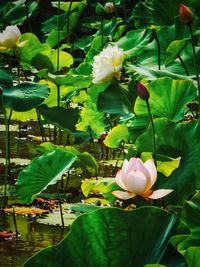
{"left": 179, "top": 4, "right": 193, "bottom": 24}
{"left": 104, "top": 2, "right": 115, "bottom": 14}
{"left": 137, "top": 82, "right": 150, "bottom": 100}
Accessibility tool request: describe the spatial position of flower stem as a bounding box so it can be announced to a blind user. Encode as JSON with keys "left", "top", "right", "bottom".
{"left": 25, "top": 0, "right": 32, "bottom": 32}
{"left": 101, "top": 18, "right": 104, "bottom": 48}
{"left": 122, "top": 0, "right": 128, "bottom": 32}
{"left": 67, "top": 0, "right": 73, "bottom": 44}
{"left": 146, "top": 100, "right": 157, "bottom": 166}
{"left": 178, "top": 56, "right": 189, "bottom": 76}
{"left": 57, "top": 0, "right": 61, "bottom": 72}
{"left": 2, "top": 107, "right": 9, "bottom": 207}
{"left": 112, "top": 0, "right": 118, "bottom": 17}
{"left": 155, "top": 35, "right": 161, "bottom": 70}
{"left": 188, "top": 23, "right": 200, "bottom": 117}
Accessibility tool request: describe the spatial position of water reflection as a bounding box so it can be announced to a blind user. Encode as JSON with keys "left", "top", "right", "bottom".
{"left": 0, "top": 214, "right": 67, "bottom": 267}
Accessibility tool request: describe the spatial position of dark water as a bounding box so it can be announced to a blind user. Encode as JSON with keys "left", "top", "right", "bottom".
{"left": 0, "top": 215, "right": 67, "bottom": 267}
{"left": 0, "top": 121, "right": 67, "bottom": 267}
{"left": 0, "top": 120, "right": 119, "bottom": 267}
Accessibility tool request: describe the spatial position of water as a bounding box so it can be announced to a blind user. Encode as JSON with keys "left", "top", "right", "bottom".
{"left": 0, "top": 120, "right": 119, "bottom": 267}
{"left": 0, "top": 215, "right": 67, "bottom": 267}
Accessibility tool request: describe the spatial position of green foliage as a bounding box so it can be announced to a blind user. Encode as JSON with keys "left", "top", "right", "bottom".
{"left": 2, "top": 82, "right": 50, "bottom": 111}
{"left": 37, "top": 142, "right": 97, "bottom": 175}
{"left": 136, "top": 119, "right": 200, "bottom": 204}
{"left": 16, "top": 149, "right": 77, "bottom": 203}
{"left": 38, "top": 105, "right": 80, "bottom": 132}
{"left": 104, "top": 124, "right": 130, "bottom": 148}
{"left": 23, "top": 207, "right": 176, "bottom": 267}
{"left": 134, "top": 78, "right": 196, "bottom": 122}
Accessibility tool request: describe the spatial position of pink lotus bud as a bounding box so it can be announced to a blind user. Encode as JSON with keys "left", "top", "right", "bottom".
{"left": 104, "top": 2, "right": 115, "bottom": 14}
{"left": 137, "top": 82, "right": 150, "bottom": 100}
{"left": 179, "top": 4, "right": 193, "bottom": 24}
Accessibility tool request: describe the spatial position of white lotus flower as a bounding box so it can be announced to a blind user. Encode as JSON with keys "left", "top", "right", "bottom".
{"left": 92, "top": 45, "right": 124, "bottom": 84}
{"left": 0, "top": 26, "right": 25, "bottom": 51}
{"left": 112, "top": 157, "right": 173, "bottom": 200}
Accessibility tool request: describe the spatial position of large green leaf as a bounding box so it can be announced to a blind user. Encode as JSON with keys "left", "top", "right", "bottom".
{"left": 115, "top": 28, "right": 152, "bottom": 58}
{"left": 134, "top": 78, "right": 196, "bottom": 122}
{"left": 16, "top": 149, "right": 77, "bottom": 203}
{"left": 17, "top": 33, "right": 50, "bottom": 69}
{"left": 132, "top": 0, "right": 200, "bottom": 27}
{"left": 136, "top": 118, "right": 200, "bottom": 204}
{"left": 36, "top": 142, "right": 97, "bottom": 175}
{"left": 170, "top": 191, "right": 200, "bottom": 254}
{"left": 77, "top": 83, "right": 109, "bottom": 134}
{"left": 23, "top": 207, "right": 176, "bottom": 267}
{"left": 2, "top": 82, "right": 50, "bottom": 111}
{"left": 104, "top": 124, "right": 130, "bottom": 148}
{"left": 97, "top": 80, "right": 135, "bottom": 116}
{"left": 184, "top": 247, "right": 200, "bottom": 267}
{"left": 31, "top": 49, "right": 73, "bottom": 73}
{"left": 0, "top": 69, "right": 13, "bottom": 89}
{"left": 38, "top": 105, "right": 80, "bottom": 132}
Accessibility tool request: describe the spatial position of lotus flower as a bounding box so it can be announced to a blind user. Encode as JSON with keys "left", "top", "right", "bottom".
{"left": 0, "top": 26, "right": 25, "bottom": 52}
{"left": 179, "top": 4, "right": 193, "bottom": 24}
{"left": 92, "top": 45, "right": 124, "bottom": 84}
{"left": 112, "top": 158, "right": 173, "bottom": 200}
{"left": 104, "top": 2, "right": 115, "bottom": 14}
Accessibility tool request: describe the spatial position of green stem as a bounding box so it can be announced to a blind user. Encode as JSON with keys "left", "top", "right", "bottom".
{"left": 101, "top": 18, "right": 104, "bottom": 48}
{"left": 178, "top": 56, "right": 189, "bottom": 76}
{"left": 57, "top": 186, "right": 65, "bottom": 229}
{"left": 36, "top": 108, "right": 45, "bottom": 142}
{"left": 3, "top": 107, "right": 9, "bottom": 207}
{"left": 155, "top": 36, "right": 161, "bottom": 70}
{"left": 146, "top": 100, "right": 157, "bottom": 166}
{"left": 112, "top": 0, "right": 118, "bottom": 17}
{"left": 25, "top": 0, "right": 32, "bottom": 32}
{"left": 13, "top": 49, "right": 20, "bottom": 83}
{"left": 188, "top": 23, "right": 200, "bottom": 117}
{"left": 122, "top": 0, "right": 128, "bottom": 32}
{"left": 57, "top": 0, "right": 61, "bottom": 72}
{"left": 67, "top": 1, "right": 73, "bottom": 44}
{"left": 13, "top": 208, "right": 19, "bottom": 237}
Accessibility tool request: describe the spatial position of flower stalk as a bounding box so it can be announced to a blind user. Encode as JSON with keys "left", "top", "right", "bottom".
{"left": 137, "top": 82, "right": 157, "bottom": 166}
{"left": 188, "top": 23, "right": 200, "bottom": 117}
{"left": 146, "top": 99, "right": 157, "bottom": 166}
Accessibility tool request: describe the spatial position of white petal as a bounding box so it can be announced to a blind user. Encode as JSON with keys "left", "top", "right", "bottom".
{"left": 112, "top": 190, "right": 136, "bottom": 200}
{"left": 127, "top": 158, "right": 150, "bottom": 178}
{"left": 148, "top": 189, "right": 174, "bottom": 199}
{"left": 115, "top": 170, "right": 128, "bottom": 191}
{"left": 144, "top": 159, "right": 157, "bottom": 188}
{"left": 121, "top": 159, "right": 129, "bottom": 176}
{"left": 125, "top": 170, "right": 148, "bottom": 194}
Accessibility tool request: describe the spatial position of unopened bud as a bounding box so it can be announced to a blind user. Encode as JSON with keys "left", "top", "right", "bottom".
{"left": 137, "top": 82, "right": 150, "bottom": 100}
{"left": 179, "top": 4, "right": 193, "bottom": 24}
{"left": 104, "top": 2, "right": 115, "bottom": 14}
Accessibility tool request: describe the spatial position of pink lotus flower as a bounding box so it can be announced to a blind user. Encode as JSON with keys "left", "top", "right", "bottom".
{"left": 179, "top": 4, "right": 193, "bottom": 24}
{"left": 112, "top": 158, "right": 173, "bottom": 200}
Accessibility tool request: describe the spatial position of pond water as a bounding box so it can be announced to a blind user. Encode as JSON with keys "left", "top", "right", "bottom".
{"left": 0, "top": 119, "right": 118, "bottom": 266}
{"left": 0, "top": 214, "right": 67, "bottom": 267}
